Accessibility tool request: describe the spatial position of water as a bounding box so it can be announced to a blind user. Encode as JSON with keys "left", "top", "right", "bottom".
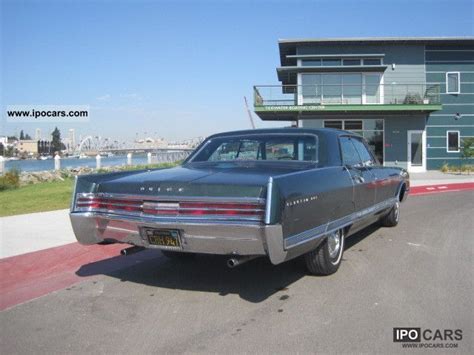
{"left": 5, "top": 155, "right": 152, "bottom": 172}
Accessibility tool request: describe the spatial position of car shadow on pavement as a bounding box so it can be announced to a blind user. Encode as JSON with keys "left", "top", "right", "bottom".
{"left": 77, "top": 251, "right": 306, "bottom": 303}
{"left": 345, "top": 224, "right": 381, "bottom": 250}
{"left": 76, "top": 224, "right": 381, "bottom": 303}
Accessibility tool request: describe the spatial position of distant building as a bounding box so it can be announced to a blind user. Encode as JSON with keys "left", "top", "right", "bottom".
{"left": 68, "top": 129, "right": 76, "bottom": 151}
{"left": 18, "top": 140, "right": 39, "bottom": 154}
{"left": 35, "top": 128, "right": 42, "bottom": 141}
{"left": 254, "top": 37, "right": 474, "bottom": 171}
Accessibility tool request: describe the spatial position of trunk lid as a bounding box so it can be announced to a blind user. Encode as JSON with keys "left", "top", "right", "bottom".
{"left": 96, "top": 161, "right": 315, "bottom": 199}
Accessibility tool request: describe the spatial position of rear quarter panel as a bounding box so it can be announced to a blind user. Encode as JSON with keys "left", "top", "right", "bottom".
{"left": 373, "top": 166, "right": 408, "bottom": 202}
{"left": 271, "top": 166, "right": 354, "bottom": 240}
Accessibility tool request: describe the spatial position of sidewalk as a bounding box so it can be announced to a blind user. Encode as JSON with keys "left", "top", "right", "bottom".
{"left": 409, "top": 171, "right": 474, "bottom": 186}
{"left": 0, "top": 209, "right": 76, "bottom": 258}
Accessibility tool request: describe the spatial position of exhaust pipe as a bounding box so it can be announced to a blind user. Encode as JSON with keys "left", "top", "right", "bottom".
{"left": 120, "top": 246, "right": 145, "bottom": 256}
{"left": 227, "top": 255, "right": 258, "bottom": 268}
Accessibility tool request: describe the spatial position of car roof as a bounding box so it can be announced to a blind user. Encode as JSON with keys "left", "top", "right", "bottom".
{"left": 208, "top": 127, "right": 355, "bottom": 139}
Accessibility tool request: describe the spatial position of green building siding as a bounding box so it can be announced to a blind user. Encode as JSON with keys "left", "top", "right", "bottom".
{"left": 425, "top": 45, "right": 474, "bottom": 169}
{"left": 261, "top": 38, "right": 474, "bottom": 171}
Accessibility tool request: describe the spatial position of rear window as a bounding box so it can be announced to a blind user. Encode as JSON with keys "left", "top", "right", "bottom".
{"left": 191, "top": 135, "right": 318, "bottom": 162}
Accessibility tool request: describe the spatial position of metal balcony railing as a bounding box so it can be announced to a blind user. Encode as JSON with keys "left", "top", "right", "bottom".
{"left": 254, "top": 84, "right": 441, "bottom": 107}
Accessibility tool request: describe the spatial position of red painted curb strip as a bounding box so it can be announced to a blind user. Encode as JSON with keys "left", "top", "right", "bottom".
{"left": 410, "top": 182, "right": 474, "bottom": 196}
{"left": 0, "top": 243, "right": 159, "bottom": 311}
{"left": 0, "top": 243, "right": 124, "bottom": 311}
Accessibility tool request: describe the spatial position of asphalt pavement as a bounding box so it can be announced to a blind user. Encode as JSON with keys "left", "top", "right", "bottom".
{"left": 1, "top": 191, "right": 473, "bottom": 354}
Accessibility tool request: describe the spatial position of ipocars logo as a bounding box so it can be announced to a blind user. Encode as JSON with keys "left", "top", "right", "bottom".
{"left": 393, "top": 328, "right": 463, "bottom": 348}
{"left": 393, "top": 328, "right": 422, "bottom": 342}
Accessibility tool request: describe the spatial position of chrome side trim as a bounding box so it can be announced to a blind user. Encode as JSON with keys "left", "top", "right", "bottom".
{"left": 265, "top": 177, "right": 273, "bottom": 224}
{"left": 274, "top": 165, "right": 337, "bottom": 179}
{"left": 284, "top": 197, "right": 397, "bottom": 250}
{"left": 69, "top": 211, "right": 264, "bottom": 225}
{"left": 71, "top": 210, "right": 264, "bottom": 222}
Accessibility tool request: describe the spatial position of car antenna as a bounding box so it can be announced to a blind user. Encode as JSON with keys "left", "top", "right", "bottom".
{"left": 244, "top": 96, "right": 256, "bottom": 129}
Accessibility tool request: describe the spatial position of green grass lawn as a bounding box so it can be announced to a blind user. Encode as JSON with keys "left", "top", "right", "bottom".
{"left": 0, "top": 179, "right": 74, "bottom": 217}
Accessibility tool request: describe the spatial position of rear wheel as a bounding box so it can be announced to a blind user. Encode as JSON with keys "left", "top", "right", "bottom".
{"left": 304, "top": 228, "right": 345, "bottom": 275}
{"left": 381, "top": 201, "right": 400, "bottom": 227}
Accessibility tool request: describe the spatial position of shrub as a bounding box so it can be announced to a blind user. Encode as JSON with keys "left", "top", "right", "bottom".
{"left": 461, "top": 138, "right": 474, "bottom": 160}
{"left": 440, "top": 163, "right": 449, "bottom": 173}
{"left": 403, "top": 93, "right": 423, "bottom": 104}
{"left": 0, "top": 169, "right": 21, "bottom": 191}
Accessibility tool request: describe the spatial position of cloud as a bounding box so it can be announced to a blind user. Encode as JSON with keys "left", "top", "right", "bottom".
{"left": 96, "top": 94, "right": 111, "bottom": 101}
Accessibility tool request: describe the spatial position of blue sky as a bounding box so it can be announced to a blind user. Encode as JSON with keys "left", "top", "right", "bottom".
{"left": 1, "top": 0, "right": 473, "bottom": 142}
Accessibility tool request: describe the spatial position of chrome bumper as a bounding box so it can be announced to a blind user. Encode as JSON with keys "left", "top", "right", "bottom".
{"left": 70, "top": 212, "right": 290, "bottom": 264}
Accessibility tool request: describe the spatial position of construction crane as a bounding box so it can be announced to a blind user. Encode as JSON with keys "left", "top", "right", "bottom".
{"left": 243, "top": 96, "right": 256, "bottom": 129}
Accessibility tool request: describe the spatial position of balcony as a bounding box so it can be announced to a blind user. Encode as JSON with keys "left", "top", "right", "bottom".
{"left": 253, "top": 83, "right": 442, "bottom": 120}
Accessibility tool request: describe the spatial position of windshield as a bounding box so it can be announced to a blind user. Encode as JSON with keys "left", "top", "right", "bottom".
{"left": 190, "top": 134, "right": 318, "bottom": 162}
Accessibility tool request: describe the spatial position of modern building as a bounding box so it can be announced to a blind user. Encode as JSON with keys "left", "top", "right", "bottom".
{"left": 253, "top": 37, "right": 474, "bottom": 171}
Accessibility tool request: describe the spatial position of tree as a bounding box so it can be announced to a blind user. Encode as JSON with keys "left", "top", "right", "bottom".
{"left": 20, "top": 130, "right": 25, "bottom": 140}
{"left": 460, "top": 138, "right": 474, "bottom": 174}
{"left": 25, "top": 133, "right": 32, "bottom": 140}
{"left": 461, "top": 138, "right": 474, "bottom": 160}
{"left": 51, "top": 127, "right": 62, "bottom": 153}
{"left": 5, "top": 146, "right": 16, "bottom": 157}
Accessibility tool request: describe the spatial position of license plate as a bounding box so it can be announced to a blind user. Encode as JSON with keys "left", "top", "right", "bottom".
{"left": 144, "top": 229, "right": 181, "bottom": 248}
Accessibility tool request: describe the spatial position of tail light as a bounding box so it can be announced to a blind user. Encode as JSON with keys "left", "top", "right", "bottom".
{"left": 75, "top": 194, "right": 265, "bottom": 221}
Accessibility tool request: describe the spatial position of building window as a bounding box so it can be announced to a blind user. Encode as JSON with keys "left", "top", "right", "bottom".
{"left": 446, "top": 72, "right": 460, "bottom": 94}
{"left": 324, "top": 120, "right": 363, "bottom": 130}
{"left": 300, "top": 73, "right": 382, "bottom": 105}
{"left": 447, "top": 131, "right": 460, "bottom": 152}
{"left": 363, "top": 58, "right": 382, "bottom": 65}
{"left": 301, "top": 59, "right": 322, "bottom": 66}
{"left": 300, "top": 57, "right": 382, "bottom": 67}
{"left": 343, "top": 59, "right": 361, "bottom": 66}
{"left": 344, "top": 120, "right": 363, "bottom": 130}
{"left": 343, "top": 74, "right": 363, "bottom": 104}
{"left": 322, "top": 59, "right": 342, "bottom": 66}
{"left": 324, "top": 120, "right": 343, "bottom": 129}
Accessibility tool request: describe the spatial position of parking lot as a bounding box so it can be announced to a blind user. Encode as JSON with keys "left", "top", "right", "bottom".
{"left": 1, "top": 191, "right": 473, "bottom": 354}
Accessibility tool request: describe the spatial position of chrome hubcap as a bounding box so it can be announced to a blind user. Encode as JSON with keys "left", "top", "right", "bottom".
{"left": 328, "top": 230, "right": 341, "bottom": 259}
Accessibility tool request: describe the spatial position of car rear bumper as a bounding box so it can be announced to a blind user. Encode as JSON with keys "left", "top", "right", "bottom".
{"left": 70, "top": 212, "right": 289, "bottom": 263}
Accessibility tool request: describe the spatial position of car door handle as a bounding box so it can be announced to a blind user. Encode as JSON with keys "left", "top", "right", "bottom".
{"left": 353, "top": 175, "right": 365, "bottom": 184}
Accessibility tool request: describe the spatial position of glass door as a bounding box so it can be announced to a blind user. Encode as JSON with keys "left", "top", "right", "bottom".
{"left": 407, "top": 130, "right": 426, "bottom": 172}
